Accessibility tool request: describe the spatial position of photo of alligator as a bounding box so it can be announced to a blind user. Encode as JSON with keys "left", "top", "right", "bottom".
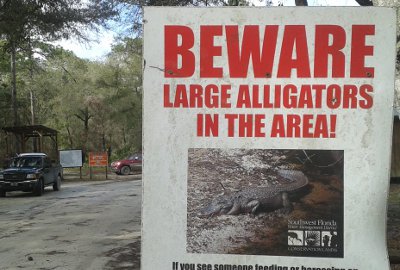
{"left": 187, "top": 148, "right": 344, "bottom": 257}
{"left": 198, "top": 170, "right": 309, "bottom": 217}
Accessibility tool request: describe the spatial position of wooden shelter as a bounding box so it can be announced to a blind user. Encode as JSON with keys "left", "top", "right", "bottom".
{"left": 2, "top": 125, "right": 58, "bottom": 161}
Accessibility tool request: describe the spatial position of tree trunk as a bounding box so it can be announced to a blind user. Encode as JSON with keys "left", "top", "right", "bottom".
{"left": 10, "top": 41, "right": 18, "bottom": 127}
{"left": 102, "top": 132, "right": 106, "bottom": 151}
{"left": 66, "top": 126, "right": 74, "bottom": 148}
{"left": 295, "top": 0, "right": 308, "bottom": 5}
{"left": 30, "top": 90, "right": 38, "bottom": 151}
{"left": 10, "top": 40, "right": 20, "bottom": 154}
{"left": 28, "top": 38, "right": 35, "bottom": 126}
{"left": 75, "top": 107, "right": 91, "bottom": 152}
{"left": 28, "top": 38, "right": 38, "bottom": 152}
{"left": 30, "top": 91, "right": 35, "bottom": 125}
{"left": 122, "top": 127, "right": 127, "bottom": 144}
{"left": 83, "top": 108, "right": 90, "bottom": 152}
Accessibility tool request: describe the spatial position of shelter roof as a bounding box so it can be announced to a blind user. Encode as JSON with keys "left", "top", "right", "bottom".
{"left": 2, "top": 125, "right": 57, "bottom": 137}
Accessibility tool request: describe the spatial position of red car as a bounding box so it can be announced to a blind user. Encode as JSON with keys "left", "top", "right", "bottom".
{"left": 110, "top": 153, "right": 142, "bottom": 175}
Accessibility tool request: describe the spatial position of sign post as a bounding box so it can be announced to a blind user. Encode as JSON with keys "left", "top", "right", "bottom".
{"left": 142, "top": 7, "right": 397, "bottom": 270}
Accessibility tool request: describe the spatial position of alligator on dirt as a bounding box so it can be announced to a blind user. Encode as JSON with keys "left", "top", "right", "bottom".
{"left": 199, "top": 170, "right": 308, "bottom": 217}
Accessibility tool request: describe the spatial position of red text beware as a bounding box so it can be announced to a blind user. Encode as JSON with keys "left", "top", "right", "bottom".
{"left": 164, "top": 25, "right": 375, "bottom": 78}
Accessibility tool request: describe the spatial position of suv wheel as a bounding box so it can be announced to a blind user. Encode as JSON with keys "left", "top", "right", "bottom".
{"left": 0, "top": 190, "right": 5, "bottom": 197}
{"left": 53, "top": 175, "right": 61, "bottom": 191}
{"left": 34, "top": 179, "right": 44, "bottom": 196}
{"left": 120, "top": 166, "right": 131, "bottom": 175}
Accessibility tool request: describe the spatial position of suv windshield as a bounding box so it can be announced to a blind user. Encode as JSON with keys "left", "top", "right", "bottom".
{"left": 10, "top": 157, "right": 42, "bottom": 168}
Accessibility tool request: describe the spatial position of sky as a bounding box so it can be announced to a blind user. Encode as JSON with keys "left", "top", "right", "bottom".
{"left": 53, "top": 28, "right": 116, "bottom": 60}
{"left": 56, "top": 0, "right": 359, "bottom": 60}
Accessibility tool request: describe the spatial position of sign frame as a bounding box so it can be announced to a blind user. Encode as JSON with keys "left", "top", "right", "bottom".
{"left": 142, "top": 6, "right": 397, "bottom": 270}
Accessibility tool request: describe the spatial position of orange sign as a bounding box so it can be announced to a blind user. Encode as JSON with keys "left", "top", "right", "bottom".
{"left": 89, "top": 152, "right": 108, "bottom": 167}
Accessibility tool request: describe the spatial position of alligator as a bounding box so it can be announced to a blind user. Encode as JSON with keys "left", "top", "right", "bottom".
{"left": 199, "top": 170, "right": 308, "bottom": 217}
{"left": 288, "top": 231, "right": 302, "bottom": 245}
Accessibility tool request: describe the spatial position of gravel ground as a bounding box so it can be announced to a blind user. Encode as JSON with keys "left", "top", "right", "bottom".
{"left": 0, "top": 176, "right": 141, "bottom": 270}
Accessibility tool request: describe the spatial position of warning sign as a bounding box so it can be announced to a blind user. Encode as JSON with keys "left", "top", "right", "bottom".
{"left": 88, "top": 152, "right": 108, "bottom": 167}
{"left": 142, "top": 6, "right": 397, "bottom": 270}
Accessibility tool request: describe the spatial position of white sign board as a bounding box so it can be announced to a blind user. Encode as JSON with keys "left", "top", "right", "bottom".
{"left": 142, "top": 7, "right": 396, "bottom": 270}
{"left": 59, "top": 149, "right": 83, "bottom": 168}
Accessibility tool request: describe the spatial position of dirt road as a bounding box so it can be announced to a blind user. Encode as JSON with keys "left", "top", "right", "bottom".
{"left": 0, "top": 177, "right": 141, "bottom": 270}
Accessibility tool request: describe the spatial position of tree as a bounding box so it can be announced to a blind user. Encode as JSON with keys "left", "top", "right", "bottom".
{"left": 0, "top": 0, "right": 118, "bottom": 127}
{"left": 41, "top": 49, "right": 95, "bottom": 152}
{"left": 114, "top": 0, "right": 250, "bottom": 36}
{"left": 100, "top": 37, "right": 143, "bottom": 155}
{"left": 30, "top": 40, "right": 143, "bottom": 157}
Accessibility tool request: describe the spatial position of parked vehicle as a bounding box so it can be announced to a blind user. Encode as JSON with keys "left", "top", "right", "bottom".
{"left": 111, "top": 153, "right": 142, "bottom": 175}
{"left": 0, "top": 153, "right": 63, "bottom": 197}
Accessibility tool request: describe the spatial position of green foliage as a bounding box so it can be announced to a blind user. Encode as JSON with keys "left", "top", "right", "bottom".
{"left": 113, "top": 0, "right": 250, "bottom": 36}
{"left": 28, "top": 38, "right": 143, "bottom": 159}
{"left": 0, "top": 34, "right": 143, "bottom": 160}
{"left": 0, "top": 0, "right": 118, "bottom": 45}
{"left": 0, "top": 0, "right": 119, "bottom": 129}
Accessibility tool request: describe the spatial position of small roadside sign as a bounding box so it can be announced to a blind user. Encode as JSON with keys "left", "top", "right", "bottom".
{"left": 88, "top": 152, "right": 108, "bottom": 167}
{"left": 88, "top": 152, "right": 108, "bottom": 179}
